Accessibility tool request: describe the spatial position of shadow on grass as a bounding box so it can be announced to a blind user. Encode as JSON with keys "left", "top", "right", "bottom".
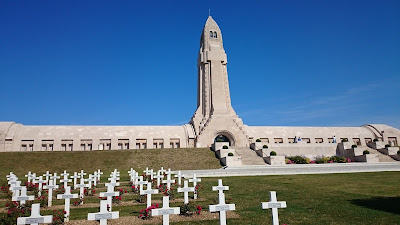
{"left": 350, "top": 196, "right": 400, "bottom": 215}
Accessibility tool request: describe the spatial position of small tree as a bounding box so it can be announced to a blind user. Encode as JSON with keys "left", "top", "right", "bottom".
{"left": 228, "top": 152, "right": 234, "bottom": 156}
{"left": 270, "top": 151, "right": 277, "bottom": 156}
{"left": 256, "top": 139, "right": 261, "bottom": 142}
{"left": 351, "top": 144, "right": 357, "bottom": 148}
{"left": 223, "top": 145, "right": 228, "bottom": 149}
{"left": 341, "top": 138, "right": 348, "bottom": 142}
{"left": 263, "top": 145, "right": 268, "bottom": 149}
{"left": 373, "top": 139, "right": 378, "bottom": 142}
{"left": 363, "top": 150, "right": 370, "bottom": 155}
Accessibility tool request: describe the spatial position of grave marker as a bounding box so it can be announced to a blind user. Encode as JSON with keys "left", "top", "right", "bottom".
{"left": 189, "top": 174, "right": 201, "bottom": 199}
{"left": 75, "top": 178, "right": 89, "bottom": 203}
{"left": 12, "top": 186, "right": 34, "bottom": 205}
{"left": 261, "top": 191, "right": 287, "bottom": 225}
{"left": 209, "top": 189, "right": 235, "bottom": 225}
{"left": 174, "top": 171, "right": 184, "bottom": 186}
{"left": 100, "top": 183, "right": 119, "bottom": 211}
{"left": 151, "top": 196, "right": 180, "bottom": 225}
{"left": 162, "top": 169, "right": 175, "bottom": 190}
{"left": 87, "top": 200, "right": 119, "bottom": 225}
{"left": 57, "top": 186, "right": 78, "bottom": 222}
{"left": 16, "top": 203, "right": 52, "bottom": 225}
{"left": 43, "top": 180, "right": 59, "bottom": 207}
{"left": 212, "top": 179, "right": 229, "bottom": 195}
{"left": 140, "top": 182, "right": 159, "bottom": 207}
{"left": 36, "top": 177, "right": 46, "bottom": 197}
{"left": 177, "top": 180, "right": 195, "bottom": 204}
{"left": 70, "top": 172, "right": 79, "bottom": 190}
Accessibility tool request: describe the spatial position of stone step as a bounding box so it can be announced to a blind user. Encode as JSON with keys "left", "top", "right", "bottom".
{"left": 364, "top": 146, "right": 397, "bottom": 162}
{"left": 234, "top": 147, "right": 266, "bottom": 165}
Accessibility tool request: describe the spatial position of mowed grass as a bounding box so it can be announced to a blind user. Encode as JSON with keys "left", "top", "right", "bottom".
{"left": 0, "top": 148, "right": 221, "bottom": 179}
{"left": 0, "top": 150, "right": 400, "bottom": 224}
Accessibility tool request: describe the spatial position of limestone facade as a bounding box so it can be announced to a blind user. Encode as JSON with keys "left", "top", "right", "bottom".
{"left": 0, "top": 16, "right": 399, "bottom": 153}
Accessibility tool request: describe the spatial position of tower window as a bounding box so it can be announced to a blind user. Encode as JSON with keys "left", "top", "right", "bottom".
{"left": 210, "top": 31, "right": 213, "bottom": 38}
{"left": 214, "top": 31, "right": 217, "bottom": 38}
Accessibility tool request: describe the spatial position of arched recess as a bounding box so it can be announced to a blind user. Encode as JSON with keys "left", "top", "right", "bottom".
{"left": 213, "top": 130, "right": 236, "bottom": 147}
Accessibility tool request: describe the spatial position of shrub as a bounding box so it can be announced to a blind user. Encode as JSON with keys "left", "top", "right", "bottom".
{"left": 263, "top": 145, "right": 268, "bottom": 149}
{"left": 314, "top": 156, "right": 331, "bottom": 164}
{"left": 385, "top": 144, "right": 391, "bottom": 148}
{"left": 139, "top": 204, "right": 159, "bottom": 220}
{"left": 216, "top": 139, "right": 223, "bottom": 142}
{"left": 397, "top": 150, "right": 400, "bottom": 155}
{"left": 228, "top": 152, "right": 234, "bottom": 156}
{"left": 363, "top": 150, "right": 370, "bottom": 155}
{"left": 287, "top": 156, "right": 308, "bottom": 164}
{"left": 373, "top": 139, "right": 378, "bottom": 142}
{"left": 341, "top": 138, "right": 348, "bottom": 142}
{"left": 256, "top": 139, "right": 261, "bottom": 142}
{"left": 270, "top": 151, "right": 276, "bottom": 156}
{"left": 330, "top": 156, "right": 347, "bottom": 163}
{"left": 223, "top": 145, "right": 228, "bottom": 149}
{"left": 351, "top": 144, "right": 357, "bottom": 148}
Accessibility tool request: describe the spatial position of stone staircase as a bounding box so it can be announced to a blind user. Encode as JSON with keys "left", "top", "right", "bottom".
{"left": 235, "top": 147, "right": 266, "bottom": 165}
{"left": 364, "top": 146, "right": 397, "bottom": 162}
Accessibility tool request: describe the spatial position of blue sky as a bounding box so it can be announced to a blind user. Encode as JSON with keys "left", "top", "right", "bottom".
{"left": 1, "top": 1, "right": 399, "bottom": 128}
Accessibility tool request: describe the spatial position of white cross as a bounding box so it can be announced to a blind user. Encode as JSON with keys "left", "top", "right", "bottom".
{"left": 261, "top": 191, "right": 287, "bottom": 225}
{"left": 60, "top": 170, "right": 69, "bottom": 177}
{"left": 60, "top": 175, "right": 71, "bottom": 188}
{"left": 78, "top": 170, "right": 86, "bottom": 179}
{"left": 12, "top": 186, "right": 34, "bottom": 205}
{"left": 70, "top": 172, "right": 79, "bottom": 190}
{"left": 93, "top": 171, "right": 98, "bottom": 187}
{"left": 209, "top": 192, "right": 236, "bottom": 225}
{"left": 87, "top": 200, "right": 119, "bottom": 225}
{"left": 143, "top": 167, "right": 151, "bottom": 175}
{"left": 177, "top": 180, "right": 195, "bottom": 204}
{"left": 155, "top": 171, "right": 164, "bottom": 187}
{"left": 10, "top": 181, "right": 22, "bottom": 198}
{"left": 100, "top": 183, "right": 119, "bottom": 211}
{"left": 149, "top": 169, "right": 156, "bottom": 180}
{"left": 151, "top": 196, "right": 180, "bottom": 225}
{"left": 140, "top": 182, "right": 159, "bottom": 207}
{"left": 35, "top": 177, "right": 47, "bottom": 197}
{"left": 162, "top": 169, "right": 175, "bottom": 190}
{"left": 57, "top": 186, "right": 78, "bottom": 222}
{"left": 43, "top": 180, "right": 58, "bottom": 207}
{"left": 25, "top": 171, "right": 33, "bottom": 183}
{"left": 85, "top": 175, "right": 95, "bottom": 189}
{"left": 212, "top": 179, "right": 229, "bottom": 195}
{"left": 17, "top": 203, "right": 52, "bottom": 225}
{"left": 43, "top": 171, "right": 51, "bottom": 183}
{"left": 189, "top": 174, "right": 201, "bottom": 199}
{"left": 97, "top": 169, "right": 103, "bottom": 181}
{"left": 50, "top": 173, "right": 60, "bottom": 185}
{"left": 159, "top": 167, "right": 166, "bottom": 175}
{"left": 76, "top": 178, "right": 89, "bottom": 202}
{"left": 174, "top": 171, "right": 184, "bottom": 186}
{"left": 136, "top": 176, "right": 148, "bottom": 193}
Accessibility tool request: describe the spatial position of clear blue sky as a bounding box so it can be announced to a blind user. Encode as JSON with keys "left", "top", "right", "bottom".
{"left": 1, "top": 1, "right": 399, "bottom": 128}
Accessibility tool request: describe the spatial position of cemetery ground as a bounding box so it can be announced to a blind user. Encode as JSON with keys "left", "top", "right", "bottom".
{"left": 0, "top": 150, "right": 400, "bottom": 224}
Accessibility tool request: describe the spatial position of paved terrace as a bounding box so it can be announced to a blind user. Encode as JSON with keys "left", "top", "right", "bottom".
{"left": 180, "top": 162, "right": 400, "bottom": 177}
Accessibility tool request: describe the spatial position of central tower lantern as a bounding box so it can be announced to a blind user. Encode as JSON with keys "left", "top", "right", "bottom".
{"left": 190, "top": 16, "right": 249, "bottom": 147}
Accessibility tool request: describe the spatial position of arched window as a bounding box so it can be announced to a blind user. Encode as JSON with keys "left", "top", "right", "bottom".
{"left": 214, "top": 31, "right": 217, "bottom": 38}
{"left": 210, "top": 31, "right": 213, "bottom": 38}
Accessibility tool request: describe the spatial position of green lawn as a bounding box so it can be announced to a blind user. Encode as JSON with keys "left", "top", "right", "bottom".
{"left": 0, "top": 150, "right": 399, "bottom": 224}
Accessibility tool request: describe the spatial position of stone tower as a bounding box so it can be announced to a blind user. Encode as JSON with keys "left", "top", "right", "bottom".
{"left": 190, "top": 16, "right": 249, "bottom": 148}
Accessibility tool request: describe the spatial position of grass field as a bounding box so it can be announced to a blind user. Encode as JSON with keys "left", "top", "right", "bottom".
{"left": 1, "top": 150, "right": 400, "bottom": 224}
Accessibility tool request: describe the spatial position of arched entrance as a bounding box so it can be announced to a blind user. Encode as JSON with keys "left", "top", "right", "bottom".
{"left": 213, "top": 131, "right": 236, "bottom": 147}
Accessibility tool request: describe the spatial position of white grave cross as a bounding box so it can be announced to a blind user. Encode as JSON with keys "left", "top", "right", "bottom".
{"left": 17, "top": 203, "right": 52, "bottom": 225}
{"left": 189, "top": 174, "right": 201, "bottom": 199}
{"left": 57, "top": 186, "right": 78, "bottom": 222}
{"left": 136, "top": 176, "right": 148, "bottom": 193}
{"left": 209, "top": 192, "right": 235, "bottom": 225}
{"left": 261, "top": 191, "right": 287, "bottom": 225}
{"left": 36, "top": 177, "right": 46, "bottom": 197}
{"left": 151, "top": 196, "right": 180, "bottom": 225}
{"left": 12, "top": 186, "right": 34, "bottom": 205}
{"left": 70, "top": 172, "right": 79, "bottom": 190}
{"left": 174, "top": 171, "right": 184, "bottom": 186}
{"left": 212, "top": 179, "right": 229, "bottom": 195}
{"left": 162, "top": 169, "right": 175, "bottom": 190}
{"left": 155, "top": 171, "right": 163, "bottom": 187}
{"left": 87, "top": 200, "right": 119, "bottom": 225}
{"left": 177, "top": 180, "right": 195, "bottom": 204}
{"left": 76, "top": 178, "right": 89, "bottom": 203}
{"left": 140, "top": 182, "right": 159, "bottom": 207}
{"left": 43, "top": 180, "right": 59, "bottom": 207}
{"left": 100, "top": 183, "right": 119, "bottom": 211}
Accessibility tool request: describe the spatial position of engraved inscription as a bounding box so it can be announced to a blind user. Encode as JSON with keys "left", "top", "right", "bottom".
{"left": 159, "top": 209, "right": 174, "bottom": 215}
{"left": 95, "top": 213, "right": 112, "bottom": 220}
{"left": 268, "top": 203, "right": 282, "bottom": 208}
{"left": 62, "top": 194, "right": 74, "bottom": 198}
{"left": 215, "top": 205, "right": 230, "bottom": 211}
{"left": 26, "top": 217, "right": 45, "bottom": 223}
